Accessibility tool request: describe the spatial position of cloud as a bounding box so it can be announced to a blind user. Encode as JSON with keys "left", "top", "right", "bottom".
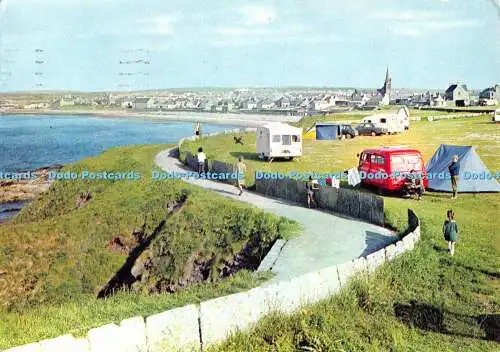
{"left": 0, "top": 0, "right": 7, "bottom": 21}
{"left": 137, "top": 15, "right": 175, "bottom": 35}
{"left": 372, "top": 10, "right": 484, "bottom": 39}
{"left": 219, "top": 27, "right": 274, "bottom": 37}
{"left": 391, "top": 27, "right": 423, "bottom": 38}
{"left": 487, "top": 0, "right": 500, "bottom": 21}
{"left": 238, "top": 4, "right": 276, "bottom": 25}
{"left": 371, "top": 11, "right": 441, "bottom": 21}
{"left": 427, "top": 19, "right": 483, "bottom": 29}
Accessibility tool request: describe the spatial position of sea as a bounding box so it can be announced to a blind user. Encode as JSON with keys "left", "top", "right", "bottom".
{"left": 0, "top": 114, "right": 238, "bottom": 222}
{"left": 0, "top": 114, "right": 237, "bottom": 172}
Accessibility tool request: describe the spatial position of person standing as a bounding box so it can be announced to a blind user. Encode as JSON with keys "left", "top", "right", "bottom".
{"left": 236, "top": 156, "right": 246, "bottom": 196}
{"left": 194, "top": 122, "right": 201, "bottom": 137}
{"left": 443, "top": 210, "right": 458, "bottom": 256}
{"left": 197, "top": 147, "right": 206, "bottom": 174}
{"left": 306, "top": 176, "right": 319, "bottom": 208}
{"left": 448, "top": 155, "right": 460, "bottom": 199}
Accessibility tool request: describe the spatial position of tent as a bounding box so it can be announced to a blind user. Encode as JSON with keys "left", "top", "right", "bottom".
{"left": 425, "top": 144, "right": 500, "bottom": 192}
{"left": 315, "top": 123, "right": 339, "bottom": 140}
{"left": 303, "top": 124, "right": 316, "bottom": 139}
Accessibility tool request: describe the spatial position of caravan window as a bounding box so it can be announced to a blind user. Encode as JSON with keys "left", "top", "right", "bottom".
{"left": 292, "top": 135, "right": 301, "bottom": 142}
{"left": 272, "top": 135, "right": 280, "bottom": 143}
{"left": 380, "top": 118, "right": 387, "bottom": 123}
{"left": 282, "top": 135, "right": 291, "bottom": 145}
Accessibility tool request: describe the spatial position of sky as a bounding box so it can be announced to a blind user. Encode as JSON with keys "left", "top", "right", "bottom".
{"left": 0, "top": 0, "right": 499, "bottom": 92}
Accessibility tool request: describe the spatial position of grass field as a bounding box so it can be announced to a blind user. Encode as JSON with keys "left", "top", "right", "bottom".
{"left": 182, "top": 115, "right": 499, "bottom": 187}
{"left": 0, "top": 145, "right": 299, "bottom": 349}
{"left": 181, "top": 115, "right": 500, "bottom": 351}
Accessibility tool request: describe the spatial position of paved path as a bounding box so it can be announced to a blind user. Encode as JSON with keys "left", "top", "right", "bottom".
{"left": 154, "top": 150, "right": 396, "bottom": 284}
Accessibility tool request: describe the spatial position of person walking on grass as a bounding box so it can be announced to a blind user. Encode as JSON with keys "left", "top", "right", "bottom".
{"left": 197, "top": 147, "right": 206, "bottom": 174}
{"left": 443, "top": 210, "right": 458, "bottom": 256}
{"left": 236, "top": 156, "right": 246, "bottom": 196}
{"left": 448, "top": 155, "right": 460, "bottom": 199}
{"left": 306, "top": 176, "right": 319, "bottom": 208}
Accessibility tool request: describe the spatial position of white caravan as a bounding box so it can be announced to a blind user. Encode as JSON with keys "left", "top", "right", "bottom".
{"left": 494, "top": 109, "right": 500, "bottom": 123}
{"left": 256, "top": 123, "right": 302, "bottom": 160}
{"left": 361, "top": 106, "right": 409, "bottom": 134}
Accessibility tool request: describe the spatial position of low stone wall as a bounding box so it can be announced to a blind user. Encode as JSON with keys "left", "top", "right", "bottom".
{"left": 183, "top": 151, "right": 237, "bottom": 186}
{"left": 179, "top": 130, "right": 243, "bottom": 186}
{"left": 255, "top": 177, "right": 384, "bottom": 226}
{"left": 5, "top": 211, "right": 420, "bottom": 352}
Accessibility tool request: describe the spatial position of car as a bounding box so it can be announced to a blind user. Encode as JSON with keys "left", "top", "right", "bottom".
{"left": 339, "top": 124, "right": 358, "bottom": 139}
{"left": 357, "top": 147, "right": 428, "bottom": 194}
{"left": 356, "top": 122, "right": 387, "bottom": 136}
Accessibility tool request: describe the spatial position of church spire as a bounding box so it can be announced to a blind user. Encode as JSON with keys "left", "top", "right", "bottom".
{"left": 377, "top": 66, "right": 391, "bottom": 98}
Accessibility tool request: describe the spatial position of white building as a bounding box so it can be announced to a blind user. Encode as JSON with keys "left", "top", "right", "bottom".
{"left": 133, "top": 97, "right": 155, "bottom": 110}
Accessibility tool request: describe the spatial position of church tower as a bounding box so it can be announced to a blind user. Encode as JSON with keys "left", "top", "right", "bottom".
{"left": 377, "top": 67, "right": 391, "bottom": 105}
{"left": 378, "top": 67, "right": 391, "bottom": 98}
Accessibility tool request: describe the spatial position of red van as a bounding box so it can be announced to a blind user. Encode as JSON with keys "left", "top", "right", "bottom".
{"left": 358, "top": 147, "right": 428, "bottom": 192}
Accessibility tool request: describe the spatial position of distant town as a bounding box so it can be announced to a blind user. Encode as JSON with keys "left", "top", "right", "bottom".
{"left": 1, "top": 69, "right": 499, "bottom": 115}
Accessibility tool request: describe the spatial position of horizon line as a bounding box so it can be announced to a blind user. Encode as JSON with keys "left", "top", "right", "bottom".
{"left": 0, "top": 85, "right": 489, "bottom": 95}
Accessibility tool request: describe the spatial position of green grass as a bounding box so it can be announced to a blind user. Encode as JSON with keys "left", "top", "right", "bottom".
{"left": 290, "top": 109, "right": 476, "bottom": 131}
{"left": 0, "top": 144, "right": 300, "bottom": 349}
{"left": 181, "top": 115, "right": 500, "bottom": 351}
{"left": 182, "top": 115, "right": 499, "bottom": 187}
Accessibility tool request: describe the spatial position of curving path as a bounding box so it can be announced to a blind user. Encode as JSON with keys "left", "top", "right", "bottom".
{"left": 154, "top": 149, "right": 396, "bottom": 284}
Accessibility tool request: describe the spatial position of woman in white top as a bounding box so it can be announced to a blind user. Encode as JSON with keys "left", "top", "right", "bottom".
{"left": 197, "top": 147, "right": 206, "bottom": 174}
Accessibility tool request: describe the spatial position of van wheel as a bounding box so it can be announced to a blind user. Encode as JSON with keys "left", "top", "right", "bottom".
{"left": 371, "top": 131, "right": 376, "bottom": 137}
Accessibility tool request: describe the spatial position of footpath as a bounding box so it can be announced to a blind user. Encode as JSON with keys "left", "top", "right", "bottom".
{"left": 154, "top": 150, "right": 396, "bottom": 283}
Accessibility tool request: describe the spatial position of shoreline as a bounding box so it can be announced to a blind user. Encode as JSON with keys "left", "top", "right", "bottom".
{"left": 0, "top": 108, "right": 302, "bottom": 127}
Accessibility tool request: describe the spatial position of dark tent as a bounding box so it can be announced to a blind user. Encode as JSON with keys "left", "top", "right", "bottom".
{"left": 425, "top": 144, "right": 500, "bottom": 192}
{"left": 316, "top": 123, "right": 339, "bottom": 140}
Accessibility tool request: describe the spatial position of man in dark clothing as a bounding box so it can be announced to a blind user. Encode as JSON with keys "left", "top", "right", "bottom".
{"left": 404, "top": 170, "right": 424, "bottom": 200}
{"left": 448, "top": 155, "right": 460, "bottom": 199}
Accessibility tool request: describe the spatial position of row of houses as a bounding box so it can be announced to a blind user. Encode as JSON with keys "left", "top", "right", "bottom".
{"left": 124, "top": 92, "right": 374, "bottom": 113}
{"left": 391, "top": 84, "right": 500, "bottom": 108}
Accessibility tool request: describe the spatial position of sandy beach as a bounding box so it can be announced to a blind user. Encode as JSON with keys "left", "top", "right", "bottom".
{"left": 0, "top": 108, "right": 302, "bottom": 127}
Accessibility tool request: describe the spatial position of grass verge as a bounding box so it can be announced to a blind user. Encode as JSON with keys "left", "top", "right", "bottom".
{"left": 181, "top": 115, "right": 499, "bottom": 351}
{"left": 0, "top": 144, "right": 300, "bottom": 349}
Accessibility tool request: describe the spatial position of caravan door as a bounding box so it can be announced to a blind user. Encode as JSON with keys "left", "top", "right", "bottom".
{"left": 256, "top": 127, "right": 270, "bottom": 157}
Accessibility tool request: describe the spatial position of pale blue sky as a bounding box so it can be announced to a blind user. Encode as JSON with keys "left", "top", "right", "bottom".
{"left": 0, "top": 0, "right": 498, "bottom": 92}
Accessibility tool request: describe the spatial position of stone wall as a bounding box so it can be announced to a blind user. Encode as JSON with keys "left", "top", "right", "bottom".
{"left": 255, "top": 177, "right": 385, "bottom": 226}
{"left": 5, "top": 212, "right": 420, "bottom": 352}
{"left": 179, "top": 130, "right": 241, "bottom": 186}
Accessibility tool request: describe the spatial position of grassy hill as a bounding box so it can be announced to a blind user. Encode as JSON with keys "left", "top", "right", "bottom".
{"left": 0, "top": 145, "right": 299, "bottom": 349}
{"left": 181, "top": 115, "right": 500, "bottom": 351}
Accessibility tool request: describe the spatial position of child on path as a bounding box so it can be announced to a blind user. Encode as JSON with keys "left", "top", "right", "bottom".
{"left": 236, "top": 156, "right": 246, "bottom": 196}
{"left": 443, "top": 210, "right": 458, "bottom": 256}
{"left": 197, "top": 147, "right": 206, "bottom": 174}
{"left": 306, "top": 176, "right": 319, "bottom": 208}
